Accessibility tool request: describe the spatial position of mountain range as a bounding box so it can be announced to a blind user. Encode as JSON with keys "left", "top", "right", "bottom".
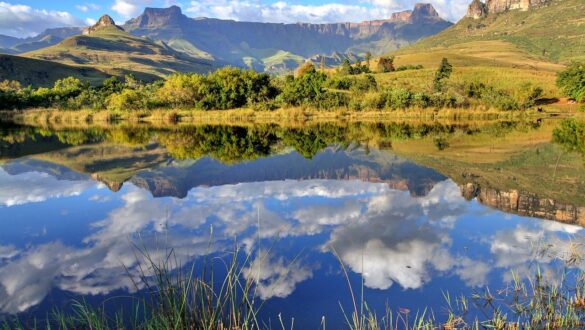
{"left": 0, "top": 3, "right": 451, "bottom": 80}
{"left": 0, "top": 0, "right": 583, "bottom": 86}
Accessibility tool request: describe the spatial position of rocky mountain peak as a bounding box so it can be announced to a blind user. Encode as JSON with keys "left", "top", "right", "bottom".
{"left": 413, "top": 3, "right": 440, "bottom": 17}
{"left": 128, "top": 5, "right": 187, "bottom": 28}
{"left": 82, "top": 15, "right": 124, "bottom": 35}
{"left": 387, "top": 3, "right": 441, "bottom": 23}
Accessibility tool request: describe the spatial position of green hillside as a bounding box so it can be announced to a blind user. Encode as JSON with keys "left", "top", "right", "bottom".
{"left": 24, "top": 18, "right": 215, "bottom": 81}
{"left": 400, "top": 0, "right": 585, "bottom": 64}
{"left": 0, "top": 54, "right": 110, "bottom": 87}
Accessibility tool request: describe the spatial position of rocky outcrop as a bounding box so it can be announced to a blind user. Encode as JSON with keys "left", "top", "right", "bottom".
{"left": 461, "top": 183, "right": 585, "bottom": 226}
{"left": 82, "top": 15, "right": 124, "bottom": 35}
{"left": 466, "top": 0, "right": 550, "bottom": 19}
{"left": 467, "top": 0, "right": 488, "bottom": 19}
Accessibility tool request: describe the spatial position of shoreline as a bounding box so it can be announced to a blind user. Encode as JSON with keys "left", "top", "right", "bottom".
{"left": 1, "top": 105, "right": 577, "bottom": 128}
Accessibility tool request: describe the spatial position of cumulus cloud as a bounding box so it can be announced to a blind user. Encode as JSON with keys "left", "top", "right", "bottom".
{"left": 243, "top": 252, "right": 314, "bottom": 299}
{"left": 1, "top": 176, "right": 581, "bottom": 315}
{"left": 112, "top": 0, "right": 152, "bottom": 18}
{"left": 75, "top": 3, "right": 100, "bottom": 13}
{"left": 185, "top": 0, "right": 467, "bottom": 23}
{"left": 0, "top": 168, "right": 97, "bottom": 207}
{"left": 0, "top": 2, "right": 84, "bottom": 37}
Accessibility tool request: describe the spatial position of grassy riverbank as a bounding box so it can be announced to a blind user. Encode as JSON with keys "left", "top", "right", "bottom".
{"left": 2, "top": 102, "right": 578, "bottom": 128}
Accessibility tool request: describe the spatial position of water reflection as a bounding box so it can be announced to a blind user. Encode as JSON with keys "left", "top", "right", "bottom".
{"left": 1, "top": 119, "right": 584, "bottom": 325}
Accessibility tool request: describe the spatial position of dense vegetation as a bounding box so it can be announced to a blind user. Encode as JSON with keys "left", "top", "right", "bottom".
{"left": 0, "top": 60, "right": 549, "bottom": 112}
{"left": 556, "top": 62, "right": 585, "bottom": 102}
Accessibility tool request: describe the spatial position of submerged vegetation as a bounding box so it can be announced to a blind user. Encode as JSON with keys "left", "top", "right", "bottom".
{"left": 0, "top": 58, "right": 557, "bottom": 114}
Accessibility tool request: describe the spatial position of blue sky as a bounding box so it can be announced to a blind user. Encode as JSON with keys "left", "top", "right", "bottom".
{"left": 0, "top": 0, "right": 470, "bottom": 37}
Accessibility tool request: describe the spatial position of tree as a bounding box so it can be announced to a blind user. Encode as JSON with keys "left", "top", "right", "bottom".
{"left": 433, "top": 58, "right": 453, "bottom": 92}
{"left": 365, "top": 52, "right": 372, "bottom": 69}
{"left": 557, "top": 62, "right": 585, "bottom": 102}
{"left": 339, "top": 58, "right": 353, "bottom": 75}
{"left": 377, "top": 56, "right": 395, "bottom": 73}
{"left": 157, "top": 73, "right": 203, "bottom": 107}
{"left": 320, "top": 57, "right": 326, "bottom": 71}
{"left": 279, "top": 70, "right": 327, "bottom": 106}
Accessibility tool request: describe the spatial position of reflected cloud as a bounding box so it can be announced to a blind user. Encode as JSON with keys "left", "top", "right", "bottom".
{"left": 0, "top": 168, "right": 96, "bottom": 207}
{"left": 0, "top": 177, "right": 581, "bottom": 314}
{"left": 243, "top": 252, "right": 314, "bottom": 300}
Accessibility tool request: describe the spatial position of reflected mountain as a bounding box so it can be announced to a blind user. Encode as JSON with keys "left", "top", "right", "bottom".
{"left": 1, "top": 119, "right": 585, "bottom": 227}
{"left": 130, "top": 148, "right": 445, "bottom": 198}
{"left": 1, "top": 120, "right": 585, "bottom": 324}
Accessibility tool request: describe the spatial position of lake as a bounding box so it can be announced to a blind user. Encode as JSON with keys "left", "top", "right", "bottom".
{"left": 1, "top": 118, "right": 584, "bottom": 327}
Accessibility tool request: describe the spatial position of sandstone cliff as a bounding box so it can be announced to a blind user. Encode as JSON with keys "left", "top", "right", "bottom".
{"left": 466, "top": 0, "right": 550, "bottom": 18}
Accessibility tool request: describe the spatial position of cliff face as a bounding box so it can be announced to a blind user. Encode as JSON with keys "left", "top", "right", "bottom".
{"left": 123, "top": 4, "right": 452, "bottom": 68}
{"left": 460, "top": 183, "right": 585, "bottom": 226}
{"left": 466, "top": 0, "right": 550, "bottom": 18}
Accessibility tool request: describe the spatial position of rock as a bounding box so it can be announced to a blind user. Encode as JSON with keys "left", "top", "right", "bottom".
{"left": 467, "top": 0, "right": 488, "bottom": 19}
{"left": 82, "top": 15, "right": 124, "bottom": 35}
{"left": 466, "top": 0, "right": 550, "bottom": 19}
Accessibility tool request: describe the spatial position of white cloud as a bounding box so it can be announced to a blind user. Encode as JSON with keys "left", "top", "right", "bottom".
{"left": 0, "top": 169, "right": 97, "bottom": 207}
{"left": 243, "top": 252, "right": 314, "bottom": 300}
{"left": 0, "top": 2, "right": 84, "bottom": 37}
{"left": 186, "top": 0, "right": 466, "bottom": 23}
{"left": 75, "top": 3, "right": 100, "bottom": 13}
{"left": 112, "top": 0, "right": 151, "bottom": 18}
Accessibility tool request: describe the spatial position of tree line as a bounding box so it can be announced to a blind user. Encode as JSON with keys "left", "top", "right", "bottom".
{"left": 0, "top": 57, "right": 575, "bottom": 113}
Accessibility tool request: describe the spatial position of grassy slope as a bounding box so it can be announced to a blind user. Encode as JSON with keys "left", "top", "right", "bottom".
{"left": 374, "top": 0, "right": 585, "bottom": 99}
{"left": 0, "top": 54, "right": 110, "bottom": 87}
{"left": 24, "top": 26, "right": 214, "bottom": 81}
{"left": 403, "top": 0, "right": 585, "bottom": 64}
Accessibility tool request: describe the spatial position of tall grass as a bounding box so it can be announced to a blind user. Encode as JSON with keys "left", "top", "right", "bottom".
{"left": 1, "top": 240, "right": 584, "bottom": 329}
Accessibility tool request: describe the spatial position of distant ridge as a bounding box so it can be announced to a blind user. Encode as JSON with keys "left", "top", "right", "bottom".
{"left": 123, "top": 3, "right": 452, "bottom": 72}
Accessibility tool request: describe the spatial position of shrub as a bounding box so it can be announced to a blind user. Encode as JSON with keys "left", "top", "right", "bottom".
{"left": 107, "top": 89, "right": 146, "bottom": 111}
{"left": 296, "top": 62, "right": 316, "bottom": 77}
{"left": 349, "top": 74, "right": 377, "bottom": 93}
{"left": 316, "top": 91, "right": 349, "bottom": 109}
{"left": 556, "top": 62, "right": 585, "bottom": 102}
{"left": 279, "top": 71, "right": 327, "bottom": 106}
{"left": 325, "top": 76, "right": 353, "bottom": 90}
{"left": 377, "top": 56, "right": 395, "bottom": 73}
{"left": 386, "top": 89, "right": 413, "bottom": 109}
{"left": 396, "top": 64, "right": 424, "bottom": 71}
{"left": 362, "top": 92, "right": 386, "bottom": 110}
{"left": 433, "top": 58, "right": 452, "bottom": 92}
{"left": 157, "top": 73, "right": 203, "bottom": 107}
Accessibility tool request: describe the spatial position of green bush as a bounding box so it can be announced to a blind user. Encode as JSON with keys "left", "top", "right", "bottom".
{"left": 386, "top": 89, "right": 413, "bottom": 109}
{"left": 556, "top": 62, "right": 585, "bottom": 102}
{"left": 349, "top": 74, "right": 377, "bottom": 94}
{"left": 279, "top": 71, "right": 327, "bottom": 106}
{"left": 324, "top": 76, "right": 353, "bottom": 90}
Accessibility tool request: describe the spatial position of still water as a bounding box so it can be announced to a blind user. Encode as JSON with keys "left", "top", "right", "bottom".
{"left": 0, "top": 119, "right": 584, "bottom": 327}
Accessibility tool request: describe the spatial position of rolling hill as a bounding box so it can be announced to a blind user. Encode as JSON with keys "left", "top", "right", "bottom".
{"left": 0, "top": 27, "right": 82, "bottom": 54}
{"left": 0, "top": 54, "right": 110, "bottom": 87}
{"left": 22, "top": 15, "right": 215, "bottom": 81}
